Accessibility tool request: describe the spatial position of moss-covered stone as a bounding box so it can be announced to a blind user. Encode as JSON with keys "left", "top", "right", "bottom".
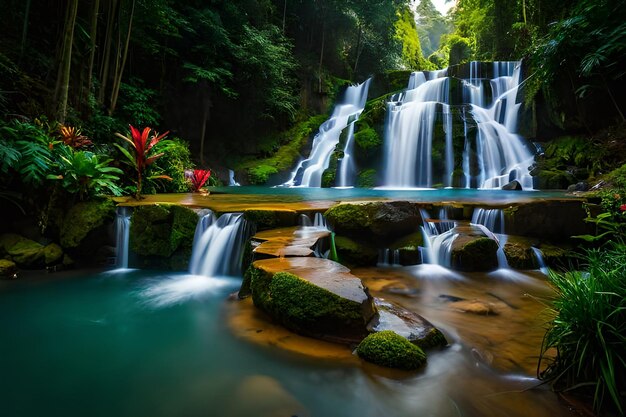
{"left": 451, "top": 236, "right": 498, "bottom": 272}
{"left": 243, "top": 210, "right": 297, "bottom": 231}
{"left": 503, "top": 201, "right": 593, "bottom": 241}
{"left": 59, "top": 199, "right": 116, "bottom": 249}
{"left": 390, "top": 232, "right": 424, "bottom": 266}
{"left": 356, "top": 169, "right": 377, "bottom": 188}
{"left": 0, "top": 233, "right": 45, "bottom": 268}
{"left": 354, "top": 128, "right": 381, "bottom": 151}
{"left": 248, "top": 165, "right": 279, "bottom": 185}
{"left": 129, "top": 204, "right": 198, "bottom": 269}
{"left": 356, "top": 330, "right": 426, "bottom": 370}
{"left": 250, "top": 258, "right": 376, "bottom": 343}
{"left": 0, "top": 259, "right": 18, "bottom": 278}
{"left": 43, "top": 243, "right": 63, "bottom": 266}
{"left": 334, "top": 235, "right": 378, "bottom": 267}
{"left": 324, "top": 201, "right": 421, "bottom": 242}
{"left": 502, "top": 236, "right": 540, "bottom": 269}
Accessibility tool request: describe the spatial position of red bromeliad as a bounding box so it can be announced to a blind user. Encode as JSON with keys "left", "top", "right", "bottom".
{"left": 188, "top": 169, "right": 211, "bottom": 192}
{"left": 115, "top": 125, "right": 171, "bottom": 198}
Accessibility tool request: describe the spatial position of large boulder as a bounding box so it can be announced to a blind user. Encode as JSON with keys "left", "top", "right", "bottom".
{"left": 449, "top": 225, "right": 499, "bottom": 271}
{"left": 129, "top": 204, "right": 198, "bottom": 270}
{"left": 503, "top": 236, "right": 540, "bottom": 269}
{"left": 324, "top": 201, "right": 421, "bottom": 243}
{"left": 0, "top": 259, "right": 18, "bottom": 279}
{"left": 249, "top": 257, "right": 376, "bottom": 343}
{"left": 0, "top": 233, "right": 45, "bottom": 268}
{"left": 389, "top": 232, "right": 424, "bottom": 266}
{"left": 334, "top": 235, "right": 378, "bottom": 267}
{"left": 60, "top": 199, "right": 116, "bottom": 250}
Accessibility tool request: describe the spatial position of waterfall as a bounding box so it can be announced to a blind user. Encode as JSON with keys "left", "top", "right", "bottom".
{"left": 531, "top": 247, "right": 550, "bottom": 275}
{"left": 382, "top": 61, "right": 534, "bottom": 189}
{"left": 419, "top": 208, "right": 457, "bottom": 266}
{"left": 471, "top": 208, "right": 504, "bottom": 234}
{"left": 189, "top": 211, "right": 248, "bottom": 277}
{"left": 313, "top": 212, "right": 328, "bottom": 229}
{"left": 378, "top": 248, "right": 401, "bottom": 267}
{"left": 298, "top": 214, "right": 313, "bottom": 226}
{"left": 228, "top": 170, "right": 240, "bottom": 186}
{"left": 283, "top": 79, "right": 371, "bottom": 187}
{"left": 336, "top": 122, "right": 357, "bottom": 187}
{"left": 115, "top": 207, "right": 131, "bottom": 269}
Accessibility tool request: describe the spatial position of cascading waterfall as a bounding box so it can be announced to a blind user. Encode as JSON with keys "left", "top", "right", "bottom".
{"left": 378, "top": 249, "right": 401, "bottom": 267}
{"left": 472, "top": 208, "right": 508, "bottom": 268}
{"left": 114, "top": 207, "right": 131, "bottom": 269}
{"left": 382, "top": 61, "right": 534, "bottom": 189}
{"left": 284, "top": 79, "right": 371, "bottom": 187}
{"left": 419, "top": 208, "right": 457, "bottom": 266}
{"left": 531, "top": 247, "right": 550, "bottom": 275}
{"left": 189, "top": 211, "right": 248, "bottom": 277}
{"left": 228, "top": 169, "right": 240, "bottom": 186}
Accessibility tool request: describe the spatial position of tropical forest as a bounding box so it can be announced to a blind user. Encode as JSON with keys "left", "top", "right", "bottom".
{"left": 0, "top": 0, "right": 625, "bottom": 416}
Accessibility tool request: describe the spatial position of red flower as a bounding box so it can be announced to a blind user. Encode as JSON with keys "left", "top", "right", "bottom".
{"left": 620, "top": 204, "right": 626, "bottom": 212}
{"left": 188, "top": 169, "right": 211, "bottom": 192}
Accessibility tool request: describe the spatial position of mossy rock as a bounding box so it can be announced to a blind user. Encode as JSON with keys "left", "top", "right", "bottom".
{"left": 129, "top": 204, "right": 198, "bottom": 269}
{"left": 356, "top": 330, "right": 426, "bottom": 370}
{"left": 0, "top": 259, "right": 18, "bottom": 278}
{"left": 334, "top": 235, "right": 378, "bottom": 267}
{"left": 324, "top": 201, "right": 421, "bottom": 242}
{"left": 356, "top": 169, "right": 377, "bottom": 188}
{"left": 60, "top": 199, "right": 116, "bottom": 249}
{"left": 248, "top": 165, "right": 279, "bottom": 185}
{"left": 502, "top": 236, "right": 540, "bottom": 269}
{"left": 354, "top": 128, "right": 381, "bottom": 151}
{"left": 390, "top": 232, "right": 424, "bottom": 266}
{"left": 249, "top": 258, "right": 376, "bottom": 343}
{"left": 0, "top": 233, "right": 45, "bottom": 268}
{"left": 43, "top": 243, "right": 64, "bottom": 266}
{"left": 531, "top": 169, "right": 576, "bottom": 190}
{"left": 503, "top": 201, "right": 593, "bottom": 241}
{"left": 448, "top": 226, "right": 498, "bottom": 272}
{"left": 244, "top": 210, "right": 296, "bottom": 231}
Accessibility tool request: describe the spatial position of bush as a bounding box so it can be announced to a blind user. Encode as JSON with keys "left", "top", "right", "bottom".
{"left": 356, "top": 330, "right": 426, "bottom": 370}
{"left": 539, "top": 241, "right": 626, "bottom": 414}
{"left": 149, "top": 137, "right": 194, "bottom": 193}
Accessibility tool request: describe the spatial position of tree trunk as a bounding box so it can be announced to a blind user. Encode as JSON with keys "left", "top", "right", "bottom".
{"left": 352, "top": 24, "right": 363, "bottom": 78}
{"left": 109, "top": 0, "right": 135, "bottom": 115}
{"left": 86, "top": 0, "right": 100, "bottom": 100}
{"left": 199, "top": 84, "right": 212, "bottom": 166}
{"left": 56, "top": 0, "right": 79, "bottom": 124}
{"left": 282, "top": 0, "right": 287, "bottom": 34}
{"left": 98, "top": 0, "right": 117, "bottom": 105}
{"left": 318, "top": 23, "right": 325, "bottom": 93}
{"left": 19, "top": 0, "right": 32, "bottom": 64}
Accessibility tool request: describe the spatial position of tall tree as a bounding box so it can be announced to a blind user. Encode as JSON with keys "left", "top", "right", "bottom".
{"left": 55, "top": 0, "right": 79, "bottom": 123}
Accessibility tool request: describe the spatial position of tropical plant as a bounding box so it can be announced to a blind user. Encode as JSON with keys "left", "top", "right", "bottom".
{"left": 186, "top": 169, "right": 211, "bottom": 192}
{"left": 114, "top": 125, "right": 171, "bottom": 199}
{"left": 59, "top": 125, "right": 92, "bottom": 148}
{"left": 538, "top": 241, "right": 626, "bottom": 415}
{"left": 47, "top": 145, "right": 123, "bottom": 200}
{"left": 150, "top": 137, "right": 194, "bottom": 193}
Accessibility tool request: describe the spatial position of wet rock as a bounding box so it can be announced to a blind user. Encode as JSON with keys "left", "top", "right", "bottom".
{"left": 252, "top": 226, "right": 329, "bottom": 259}
{"left": 0, "top": 259, "right": 18, "bottom": 279}
{"left": 226, "top": 375, "right": 310, "bottom": 417}
{"left": 449, "top": 225, "right": 498, "bottom": 272}
{"left": 567, "top": 182, "right": 589, "bottom": 192}
{"left": 325, "top": 201, "right": 421, "bottom": 242}
{"left": 43, "top": 243, "right": 64, "bottom": 266}
{"left": 60, "top": 199, "right": 116, "bottom": 250}
{"left": 503, "top": 236, "right": 539, "bottom": 269}
{"left": 449, "top": 299, "right": 499, "bottom": 315}
{"left": 356, "top": 330, "right": 426, "bottom": 370}
{"left": 389, "top": 232, "right": 424, "bottom": 266}
{"left": 502, "top": 180, "right": 523, "bottom": 191}
{"left": 129, "top": 204, "right": 198, "bottom": 270}
{"left": 438, "top": 294, "right": 464, "bottom": 303}
{"left": 504, "top": 201, "right": 593, "bottom": 241}
{"left": 334, "top": 235, "right": 378, "bottom": 267}
{"left": 249, "top": 257, "right": 376, "bottom": 344}
{"left": 367, "top": 298, "right": 447, "bottom": 349}
{"left": 243, "top": 209, "right": 297, "bottom": 231}
{"left": 0, "top": 233, "right": 45, "bottom": 268}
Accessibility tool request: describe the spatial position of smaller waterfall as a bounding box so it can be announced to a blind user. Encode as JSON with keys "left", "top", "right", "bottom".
{"left": 419, "top": 208, "right": 457, "bottom": 266}
{"left": 378, "top": 249, "right": 401, "bottom": 267}
{"left": 284, "top": 79, "right": 371, "bottom": 187}
{"left": 298, "top": 214, "right": 313, "bottom": 226}
{"left": 471, "top": 208, "right": 504, "bottom": 234}
{"left": 115, "top": 207, "right": 131, "bottom": 269}
{"left": 313, "top": 212, "right": 328, "bottom": 229}
{"left": 228, "top": 170, "right": 240, "bottom": 186}
{"left": 495, "top": 234, "right": 509, "bottom": 269}
{"left": 336, "top": 122, "right": 357, "bottom": 187}
{"left": 189, "top": 211, "right": 248, "bottom": 277}
{"left": 531, "top": 247, "right": 550, "bottom": 275}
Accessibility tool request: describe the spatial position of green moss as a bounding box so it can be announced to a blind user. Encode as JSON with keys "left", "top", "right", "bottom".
{"left": 0, "top": 259, "right": 18, "bottom": 277}
{"left": 390, "top": 232, "right": 424, "bottom": 250}
{"left": 234, "top": 114, "right": 328, "bottom": 184}
{"left": 356, "top": 330, "right": 426, "bottom": 370}
{"left": 0, "top": 233, "right": 44, "bottom": 268}
{"left": 60, "top": 199, "right": 116, "bottom": 248}
{"left": 43, "top": 243, "right": 63, "bottom": 265}
{"left": 416, "top": 328, "right": 448, "bottom": 350}
{"left": 356, "top": 169, "right": 377, "bottom": 188}
{"left": 452, "top": 237, "right": 498, "bottom": 271}
{"left": 244, "top": 210, "right": 278, "bottom": 231}
{"left": 325, "top": 204, "right": 373, "bottom": 233}
{"left": 334, "top": 235, "right": 378, "bottom": 266}
{"left": 130, "top": 204, "right": 197, "bottom": 258}
{"left": 250, "top": 269, "right": 367, "bottom": 337}
{"left": 354, "top": 128, "right": 381, "bottom": 150}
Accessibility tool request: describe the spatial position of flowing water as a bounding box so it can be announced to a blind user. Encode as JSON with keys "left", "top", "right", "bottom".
{"left": 383, "top": 62, "right": 534, "bottom": 189}
{"left": 114, "top": 207, "right": 131, "bottom": 269}
{"left": 0, "top": 267, "right": 575, "bottom": 417}
{"left": 284, "top": 79, "right": 371, "bottom": 187}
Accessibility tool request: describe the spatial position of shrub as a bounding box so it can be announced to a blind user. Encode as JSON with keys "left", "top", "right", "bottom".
{"left": 150, "top": 137, "right": 194, "bottom": 193}
{"left": 539, "top": 241, "right": 626, "bottom": 414}
{"left": 356, "top": 330, "right": 426, "bottom": 370}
